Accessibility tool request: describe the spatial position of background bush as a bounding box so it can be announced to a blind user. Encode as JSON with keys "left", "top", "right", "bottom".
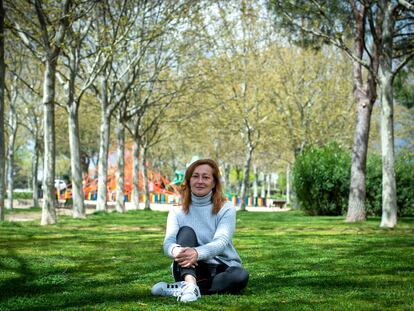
{"left": 5, "top": 191, "right": 33, "bottom": 200}
{"left": 395, "top": 155, "right": 414, "bottom": 216}
{"left": 292, "top": 142, "right": 351, "bottom": 215}
{"left": 293, "top": 144, "right": 414, "bottom": 216}
{"left": 365, "top": 154, "right": 382, "bottom": 216}
{"left": 366, "top": 154, "right": 414, "bottom": 216}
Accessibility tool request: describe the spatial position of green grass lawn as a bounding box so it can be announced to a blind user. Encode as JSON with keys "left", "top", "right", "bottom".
{"left": 1, "top": 209, "right": 413, "bottom": 311}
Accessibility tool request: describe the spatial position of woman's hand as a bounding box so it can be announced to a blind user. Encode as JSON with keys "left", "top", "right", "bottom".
{"left": 174, "top": 247, "right": 198, "bottom": 268}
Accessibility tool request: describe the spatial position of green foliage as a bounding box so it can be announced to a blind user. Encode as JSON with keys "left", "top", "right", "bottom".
{"left": 276, "top": 172, "right": 287, "bottom": 194}
{"left": 366, "top": 154, "right": 414, "bottom": 217}
{"left": 294, "top": 144, "right": 414, "bottom": 216}
{"left": 5, "top": 191, "right": 33, "bottom": 200}
{"left": 395, "top": 155, "right": 414, "bottom": 216}
{"left": 293, "top": 143, "right": 351, "bottom": 215}
{"left": 394, "top": 61, "right": 414, "bottom": 109}
{"left": 13, "top": 192, "right": 33, "bottom": 200}
{"left": 1, "top": 210, "right": 414, "bottom": 310}
{"left": 365, "top": 154, "right": 382, "bottom": 216}
{"left": 267, "top": 0, "right": 354, "bottom": 49}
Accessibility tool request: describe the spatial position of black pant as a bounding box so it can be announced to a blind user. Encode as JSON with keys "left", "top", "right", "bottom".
{"left": 173, "top": 226, "right": 249, "bottom": 295}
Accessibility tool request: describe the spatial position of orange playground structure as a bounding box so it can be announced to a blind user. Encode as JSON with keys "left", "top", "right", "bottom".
{"left": 79, "top": 147, "right": 180, "bottom": 205}
{"left": 57, "top": 148, "right": 279, "bottom": 208}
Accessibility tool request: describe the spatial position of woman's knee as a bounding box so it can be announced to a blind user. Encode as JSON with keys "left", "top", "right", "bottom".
{"left": 227, "top": 266, "right": 249, "bottom": 289}
{"left": 176, "top": 226, "right": 198, "bottom": 247}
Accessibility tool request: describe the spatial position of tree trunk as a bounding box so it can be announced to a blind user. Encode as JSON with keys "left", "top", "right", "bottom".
{"left": 346, "top": 8, "right": 378, "bottom": 223}
{"left": 286, "top": 163, "right": 291, "bottom": 205}
{"left": 0, "top": 0, "right": 5, "bottom": 221}
{"left": 266, "top": 174, "right": 271, "bottom": 198}
{"left": 260, "top": 172, "right": 265, "bottom": 198}
{"left": 223, "top": 162, "right": 230, "bottom": 192}
{"left": 131, "top": 139, "right": 140, "bottom": 209}
{"left": 6, "top": 101, "right": 17, "bottom": 210}
{"left": 252, "top": 164, "right": 258, "bottom": 206}
{"left": 346, "top": 97, "right": 372, "bottom": 222}
{"left": 235, "top": 166, "right": 242, "bottom": 196}
{"left": 379, "top": 76, "right": 397, "bottom": 228}
{"left": 141, "top": 146, "right": 150, "bottom": 210}
{"left": 379, "top": 1, "right": 397, "bottom": 228}
{"left": 32, "top": 138, "right": 40, "bottom": 208}
{"left": 115, "top": 116, "right": 125, "bottom": 213}
{"left": 41, "top": 60, "right": 57, "bottom": 225}
{"left": 96, "top": 107, "right": 110, "bottom": 212}
{"left": 239, "top": 144, "right": 253, "bottom": 211}
{"left": 68, "top": 105, "right": 85, "bottom": 218}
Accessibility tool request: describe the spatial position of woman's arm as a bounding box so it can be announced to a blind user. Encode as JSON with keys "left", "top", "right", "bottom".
{"left": 163, "top": 208, "right": 181, "bottom": 258}
{"left": 194, "top": 203, "right": 236, "bottom": 261}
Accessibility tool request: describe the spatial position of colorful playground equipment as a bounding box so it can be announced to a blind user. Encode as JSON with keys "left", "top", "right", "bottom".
{"left": 57, "top": 146, "right": 181, "bottom": 205}
{"left": 228, "top": 194, "right": 268, "bottom": 207}
{"left": 57, "top": 148, "right": 281, "bottom": 207}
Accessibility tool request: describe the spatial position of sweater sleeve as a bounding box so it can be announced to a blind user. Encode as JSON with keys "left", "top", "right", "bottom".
{"left": 194, "top": 203, "right": 236, "bottom": 261}
{"left": 163, "top": 208, "right": 180, "bottom": 258}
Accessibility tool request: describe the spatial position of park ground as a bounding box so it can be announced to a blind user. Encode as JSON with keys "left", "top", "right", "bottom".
{"left": 1, "top": 207, "right": 413, "bottom": 311}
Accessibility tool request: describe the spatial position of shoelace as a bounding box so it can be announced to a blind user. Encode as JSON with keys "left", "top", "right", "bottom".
{"left": 176, "top": 283, "right": 199, "bottom": 301}
{"left": 165, "top": 283, "right": 183, "bottom": 297}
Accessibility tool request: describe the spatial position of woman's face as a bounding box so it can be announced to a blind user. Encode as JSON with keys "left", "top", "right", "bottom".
{"left": 190, "top": 164, "right": 215, "bottom": 197}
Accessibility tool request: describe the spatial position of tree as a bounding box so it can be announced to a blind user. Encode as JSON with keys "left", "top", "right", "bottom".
{"left": 114, "top": 107, "right": 126, "bottom": 213}
{"left": 266, "top": 47, "right": 354, "bottom": 157}
{"left": 0, "top": 0, "right": 5, "bottom": 221}
{"left": 194, "top": 1, "right": 274, "bottom": 210}
{"left": 57, "top": 2, "right": 99, "bottom": 218}
{"left": 376, "top": 0, "right": 414, "bottom": 228}
{"left": 8, "top": 0, "right": 74, "bottom": 224}
{"left": 268, "top": 1, "right": 378, "bottom": 221}
{"left": 5, "top": 74, "right": 18, "bottom": 210}
{"left": 89, "top": 0, "right": 139, "bottom": 212}
{"left": 10, "top": 54, "right": 44, "bottom": 208}
{"left": 269, "top": 0, "right": 412, "bottom": 222}
{"left": 394, "top": 63, "right": 414, "bottom": 109}
{"left": 121, "top": 0, "right": 196, "bottom": 210}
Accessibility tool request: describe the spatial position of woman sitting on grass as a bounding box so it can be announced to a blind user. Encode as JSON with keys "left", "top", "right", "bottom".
{"left": 151, "top": 159, "right": 249, "bottom": 302}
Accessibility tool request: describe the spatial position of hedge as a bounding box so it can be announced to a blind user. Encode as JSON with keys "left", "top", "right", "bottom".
{"left": 293, "top": 143, "right": 414, "bottom": 216}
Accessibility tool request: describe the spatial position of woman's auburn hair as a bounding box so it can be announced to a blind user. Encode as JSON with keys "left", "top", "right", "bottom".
{"left": 181, "top": 159, "right": 226, "bottom": 214}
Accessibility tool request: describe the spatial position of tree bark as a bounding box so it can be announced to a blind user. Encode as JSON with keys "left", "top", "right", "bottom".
{"left": 0, "top": 0, "right": 5, "bottom": 221}
{"left": 115, "top": 115, "right": 125, "bottom": 213}
{"left": 6, "top": 85, "right": 18, "bottom": 210}
{"left": 260, "top": 171, "right": 265, "bottom": 198}
{"left": 68, "top": 105, "right": 85, "bottom": 218}
{"left": 266, "top": 174, "right": 271, "bottom": 199}
{"left": 223, "top": 162, "right": 230, "bottom": 192}
{"left": 32, "top": 138, "right": 40, "bottom": 208}
{"left": 239, "top": 143, "right": 253, "bottom": 211}
{"left": 346, "top": 5, "right": 378, "bottom": 222}
{"left": 41, "top": 60, "right": 58, "bottom": 225}
{"left": 235, "top": 166, "right": 242, "bottom": 196}
{"left": 38, "top": 0, "right": 73, "bottom": 225}
{"left": 252, "top": 164, "right": 258, "bottom": 205}
{"left": 379, "top": 1, "right": 397, "bottom": 228}
{"left": 141, "top": 146, "right": 150, "bottom": 210}
{"left": 132, "top": 139, "right": 140, "bottom": 209}
{"left": 286, "top": 163, "right": 291, "bottom": 205}
{"left": 346, "top": 97, "right": 372, "bottom": 222}
{"left": 96, "top": 102, "right": 110, "bottom": 212}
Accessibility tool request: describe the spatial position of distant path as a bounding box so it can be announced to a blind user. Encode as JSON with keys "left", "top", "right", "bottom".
{"left": 5, "top": 199, "right": 290, "bottom": 222}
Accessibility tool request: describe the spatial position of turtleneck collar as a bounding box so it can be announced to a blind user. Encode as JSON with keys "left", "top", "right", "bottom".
{"left": 191, "top": 191, "right": 213, "bottom": 206}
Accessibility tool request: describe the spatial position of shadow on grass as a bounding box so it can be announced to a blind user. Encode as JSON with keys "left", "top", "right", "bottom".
{"left": 1, "top": 210, "right": 413, "bottom": 310}
{"left": 0, "top": 244, "right": 169, "bottom": 311}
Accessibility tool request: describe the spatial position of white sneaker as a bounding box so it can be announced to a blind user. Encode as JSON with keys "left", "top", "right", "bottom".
{"left": 177, "top": 282, "right": 201, "bottom": 303}
{"left": 151, "top": 281, "right": 185, "bottom": 297}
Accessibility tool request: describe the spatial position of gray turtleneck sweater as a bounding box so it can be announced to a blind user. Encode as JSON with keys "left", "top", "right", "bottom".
{"left": 163, "top": 192, "right": 242, "bottom": 267}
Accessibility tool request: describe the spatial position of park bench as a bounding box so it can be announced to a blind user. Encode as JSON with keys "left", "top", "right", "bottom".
{"left": 271, "top": 199, "right": 287, "bottom": 208}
